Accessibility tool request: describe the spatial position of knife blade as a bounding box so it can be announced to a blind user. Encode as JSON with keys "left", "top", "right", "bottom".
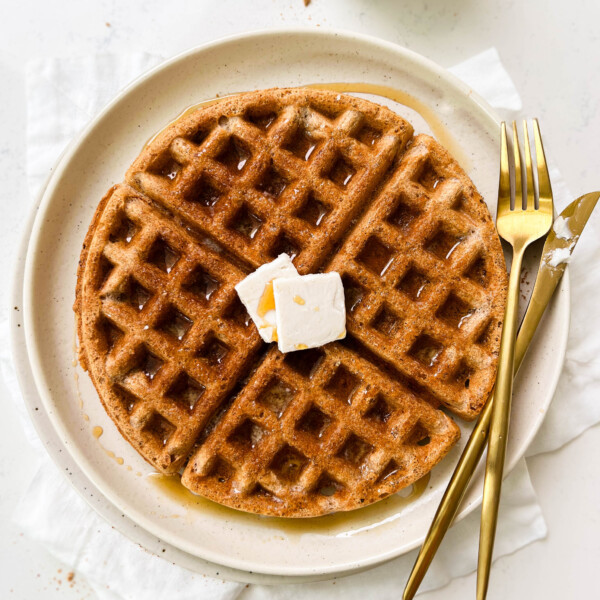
{"left": 519, "top": 191, "right": 600, "bottom": 344}
{"left": 403, "top": 191, "right": 600, "bottom": 600}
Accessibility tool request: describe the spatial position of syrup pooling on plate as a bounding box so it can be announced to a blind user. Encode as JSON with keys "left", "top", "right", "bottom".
{"left": 148, "top": 472, "right": 430, "bottom": 535}
{"left": 142, "top": 94, "right": 240, "bottom": 149}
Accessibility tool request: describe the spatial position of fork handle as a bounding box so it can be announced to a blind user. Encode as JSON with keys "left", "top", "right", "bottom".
{"left": 477, "top": 246, "right": 525, "bottom": 599}
{"left": 403, "top": 272, "right": 540, "bottom": 600}
{"left": 402, "top": 396, "right": 492, "bottom": 600}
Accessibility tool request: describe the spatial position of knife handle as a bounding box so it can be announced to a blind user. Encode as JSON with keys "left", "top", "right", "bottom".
{"left": 403, "top": 261, "right": 547, "bottom": 600}
{"left": 404, "top": 191, "right": 600, "bottom": 600}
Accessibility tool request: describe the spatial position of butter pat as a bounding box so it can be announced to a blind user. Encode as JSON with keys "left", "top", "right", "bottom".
{"left": 553, "top": 216, "right": 572, "bottom": 240}
{"left": 546, "top": 245, "right": 573, "bottom": 267}
{"left": 273, "top": 272, "right": 346, "bottom": 353}
{"left": 235, "top": 254, "right": 299, "bottom": 342}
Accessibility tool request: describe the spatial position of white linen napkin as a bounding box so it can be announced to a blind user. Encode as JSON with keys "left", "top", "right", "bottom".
{"left": 4, "top": 46, "right": 600, "bottom": 600}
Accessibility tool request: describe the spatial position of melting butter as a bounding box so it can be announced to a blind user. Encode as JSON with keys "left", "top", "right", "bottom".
{"left": 257, "top": 280, "right": 276, "bottom": 318}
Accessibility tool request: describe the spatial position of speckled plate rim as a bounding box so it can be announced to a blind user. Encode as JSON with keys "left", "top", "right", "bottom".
{"left": 15, "top": 28, "right": 570, "bottom": 578}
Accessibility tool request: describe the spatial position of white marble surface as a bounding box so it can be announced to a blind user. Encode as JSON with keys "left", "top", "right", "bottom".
{"left": 1, "top": 1, "right": 599, "bottom": 598}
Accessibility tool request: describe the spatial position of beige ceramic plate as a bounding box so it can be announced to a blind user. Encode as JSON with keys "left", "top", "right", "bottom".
{"left": 14, "top": 29, "right": 569, "bottom": 579}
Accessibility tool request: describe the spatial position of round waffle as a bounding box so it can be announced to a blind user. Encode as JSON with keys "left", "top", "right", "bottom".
{"left": 75, "top": 88, "right": 507, "bottom": 517}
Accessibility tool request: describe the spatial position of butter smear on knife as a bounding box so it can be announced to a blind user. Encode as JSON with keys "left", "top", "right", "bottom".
{"left": 552, "top": 215, "right": 573, "bottom": 240}
{"left": 546, "top": 245, "right": 574, "bottom": 268}
{"left": 545, "top": 216, "right": 579, "bottom": 267}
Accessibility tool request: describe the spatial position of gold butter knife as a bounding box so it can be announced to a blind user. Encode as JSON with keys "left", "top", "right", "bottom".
{"left": 403, "top": 191, "right": 600, "bottom": 600}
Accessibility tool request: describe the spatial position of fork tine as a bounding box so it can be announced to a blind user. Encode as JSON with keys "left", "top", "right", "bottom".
{"left": 533, "top": 119, "right": 553, "bottom": 212}
{"left": 522, "top": 121, "right": 536, "bottom": 210}
{"left": 512, "top": 121, "right": 523, "bottom": 210}
{"left": 498, "top": 122, "right": 511, "bottom": 216}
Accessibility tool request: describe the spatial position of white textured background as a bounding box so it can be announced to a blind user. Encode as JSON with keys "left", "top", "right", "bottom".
{"left": 1, "top": 1, "right": 599, "bottom": 598}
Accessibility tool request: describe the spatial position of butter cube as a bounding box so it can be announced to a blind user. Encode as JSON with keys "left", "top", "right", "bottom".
{"left": 273, "top": 273, "right": 346, "bottom": 353}
{"left": 234, "top": 254, "right": 299, "bottom": 342}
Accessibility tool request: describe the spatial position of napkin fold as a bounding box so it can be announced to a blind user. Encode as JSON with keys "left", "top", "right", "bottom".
{"left": 4, "top": 46, "right": 599, "bottom": 600}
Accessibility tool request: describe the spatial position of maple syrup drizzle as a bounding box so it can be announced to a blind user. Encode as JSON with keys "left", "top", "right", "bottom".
{"left": 72, "top": 326, "right": 78, "bottom": 368}
{"left": 308, "top": 82, "right": 470, "bottom": 170}
{"left": 143, "top": 93, "right": 239, "bottom": 148}
{"left": 90, "top": 425, "right": 127, "bottom": 466}
{"left": 142, "top": 84, "right": 469, "bottom": 171}
{"left": 148, "top": 472, "right": 430, "bottom": 535}
{"left": 257, "top": 280, "right": 276, "bottom": 318}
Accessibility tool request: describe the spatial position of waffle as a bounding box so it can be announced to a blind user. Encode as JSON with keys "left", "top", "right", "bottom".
{"left": 75, "top": 88, "right": 507, "bottom": 517}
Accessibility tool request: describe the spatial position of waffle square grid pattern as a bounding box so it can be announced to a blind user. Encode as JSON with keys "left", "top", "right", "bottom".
{"left": 76, "top": 88, "right": 506, "bottom": 517}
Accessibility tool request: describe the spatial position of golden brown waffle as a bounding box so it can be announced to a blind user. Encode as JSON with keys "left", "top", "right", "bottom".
{"left": 75, "top": 88, "right": 506, "bottom": 517}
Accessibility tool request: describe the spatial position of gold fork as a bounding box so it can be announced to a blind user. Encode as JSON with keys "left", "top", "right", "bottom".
{"left": 477, "top": 119, "right": 553, "bottom": 598}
